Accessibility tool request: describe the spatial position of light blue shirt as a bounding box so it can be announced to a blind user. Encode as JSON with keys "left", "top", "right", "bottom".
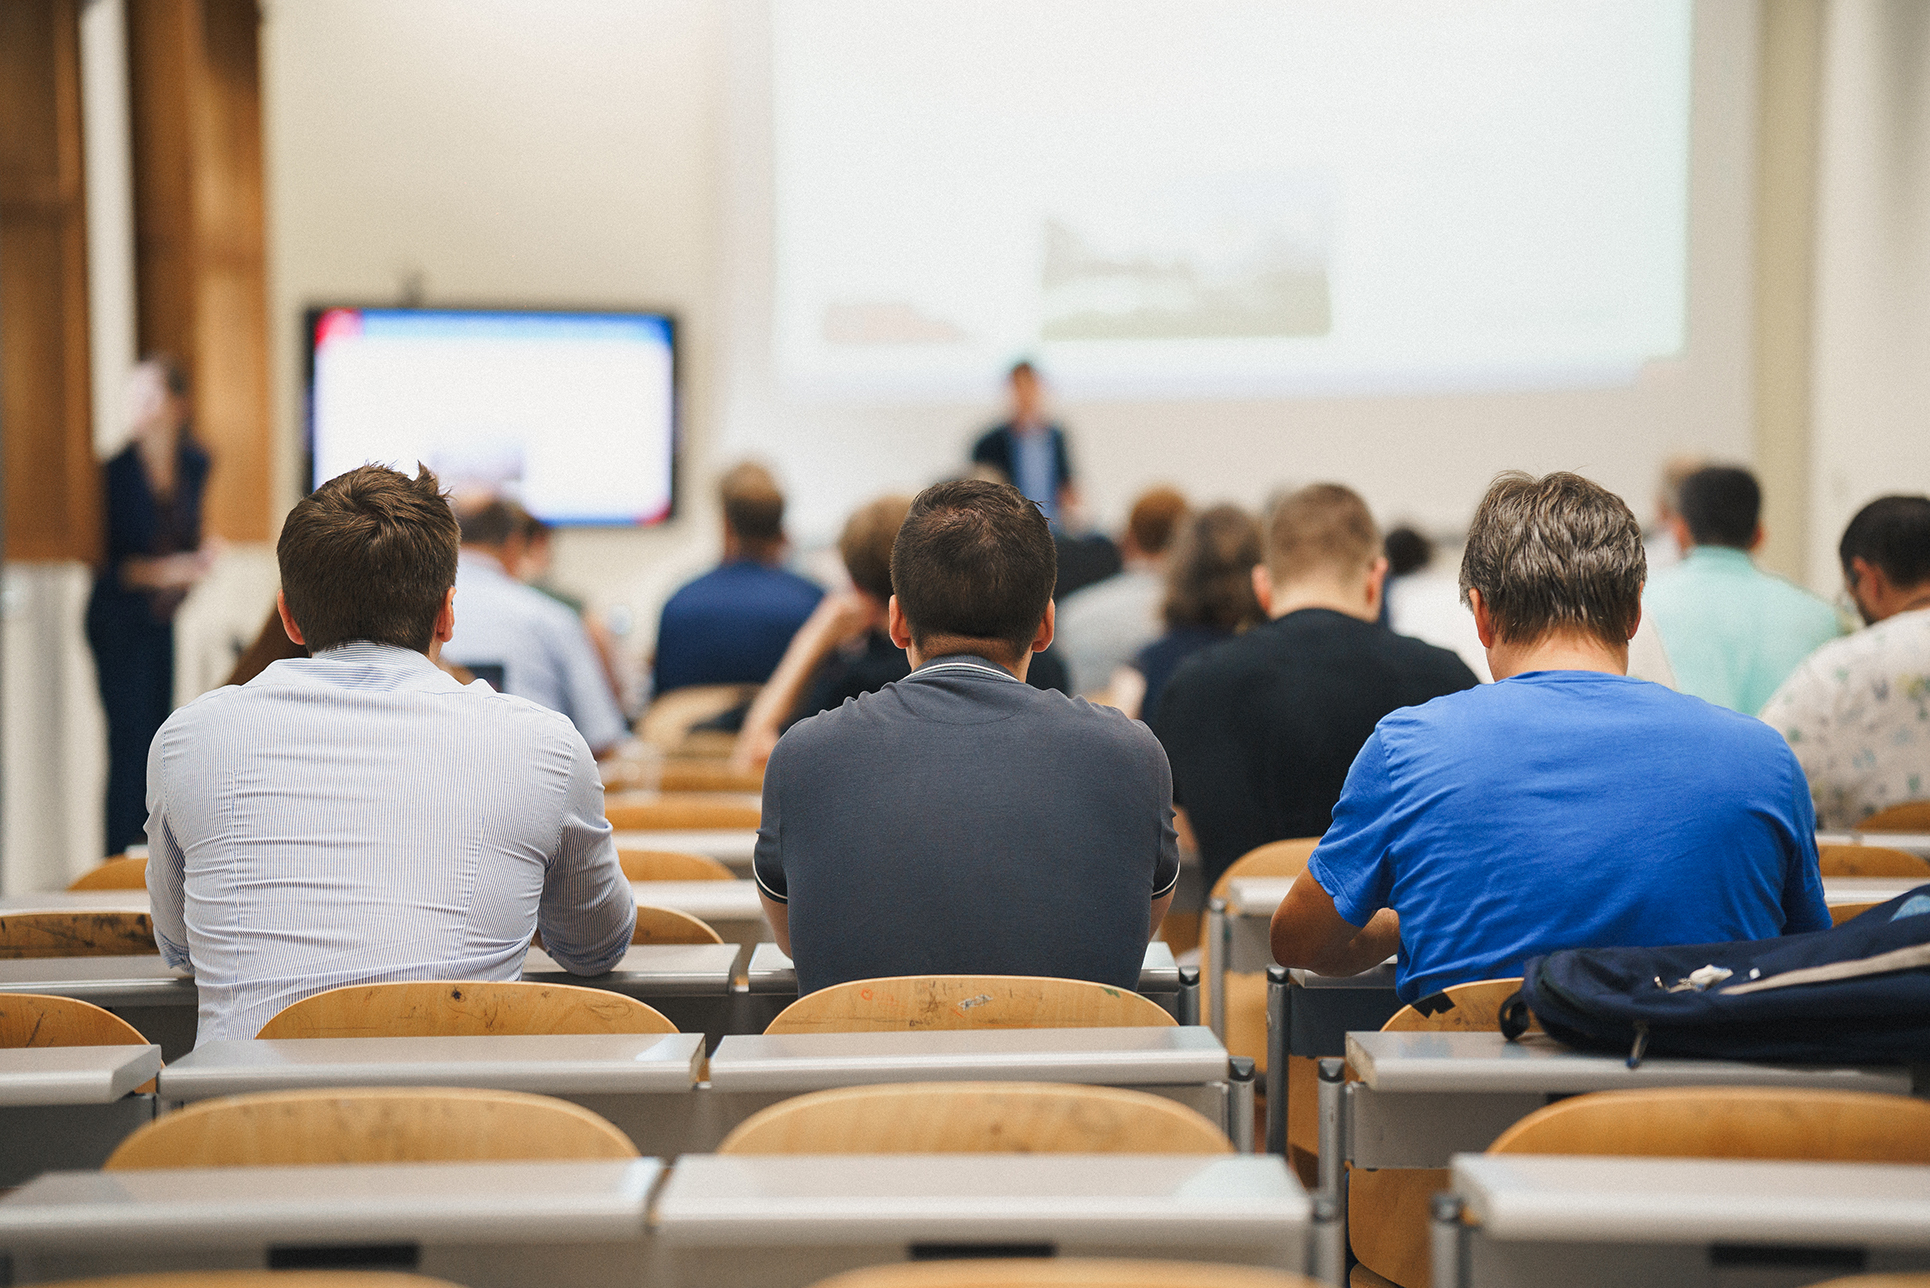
{"left": 1012, "top": 427, "right": 1059, "bottom": 524}
{"left": 445, "top": 551, "right": 628, "bottom": 751}
{"left": 146, "top": 642, "right": 636, "bottom": 1045}
{"left": 1642, "top": 546, "right": 1843, "bottom": 715}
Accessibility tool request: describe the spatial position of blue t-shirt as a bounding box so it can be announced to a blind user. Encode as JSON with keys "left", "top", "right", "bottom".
{"left": 653, "top": 560, "right": 823, "bottom": 694}
{"left": 1308, "top": 670, "right": 1831, "bottom": 1003}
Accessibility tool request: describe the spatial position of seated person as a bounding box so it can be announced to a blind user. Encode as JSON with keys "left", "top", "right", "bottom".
{"left": 444, "top": 497, "right": 628, "bottom": 756}
{"left": 1643, "top": 465, "right": 1840, "bottom": 714}
{"left": 731, "top": 495, "right": 1075, "bottom": 767}
{"left": 653, "top": 461, "right": 823, "bottom": 696}
{"left": 1762, "top": 494, "right": 1930, "bottom": 828}
{"left": 1055, "top": 486, "right": 1189, "bottom": 696}
{"left": 148, "top": 465, "right": 636, "bottom": 1044}
{"left": 1114, "top": 503, "right": 1264, "bottom": 721}
{"left": 1272, "top": 470, "right": 1831, "bottom": 1003}
{"left": 753, "top": 479, "right": 1180, "bottom": 995}
{"left": 1153, "top": 484, "right": 1479, "bottom": 891}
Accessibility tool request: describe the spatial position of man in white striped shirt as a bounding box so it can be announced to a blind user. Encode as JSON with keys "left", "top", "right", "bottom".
{"left": 147, "top": 464, "right": 636, "bottom": 1045}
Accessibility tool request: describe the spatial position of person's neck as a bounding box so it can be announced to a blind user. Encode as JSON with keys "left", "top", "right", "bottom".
{"left": 1486, "top": 629, "right": 1629, "bottom": 681}
{"left": 1879, "top": 586, "right": 1930, "bottom": 622}
{"left": 906, "top": 638, "right": 1028, "bottom": 681}
{"left": 1268, "top": 584, "right": 1376, "bottom": 624}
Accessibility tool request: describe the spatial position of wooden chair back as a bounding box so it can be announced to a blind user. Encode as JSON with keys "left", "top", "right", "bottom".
{"left": 1831, "top": 900, "right": 1882, "bottom": 926}
{"left": 67, "top": 856, "right": 149, "bottom": 891}
{"left": 1349, "top": 979, "right": 1528, "bottom": 1288}
{"left": 104, "top": 1086, "right": 639, "bottom": 1169}
{"left": 631, "top": 904, "right": 725, "bottom": 945}
{"left": 38, "top": 1275, "right": 469, "bottom": 1288}
{"left": 638, "top": 683, "right": 761, "bottom": 751}
{"left": 604, "top": 794, "right": 762, "bottom": 831}
{"left": 1818, "top": 844, "right": 1930, "bottom": 878}
{"left": 658, "top": 760, "right": 763, "bottom": 794}
{"left": 1807, "top": 1278, "right": 1930, "bottom": 1288}
{"left": 1857, "top": 801, "right": 1930, "bottom": 832}
{"left": 254, "top": 980, "right": 676, "bottom": 1039}
{"left": 0, "top": 911, "right": 157, "bottom": 959}
{"left": 1489, "top": 1087, "right": 1930, "bottom": 1161}
{"left": 764, "top": 974, "right": 1176, "bottom": 1035}
{"left": 718, "top": 1081, "right": 1232, "bottom": 1155}
{"left": 0, "top": 992, "right": 154, "bottom": 1092}
{"left": 619, "top": 849, "right": 735, "bottom": 882}
{"left": 808, "top": 1259, "right": 1324, "bottom": 1288}
{"left": 1208, "top": 837, "right": 1321, "bottom": 903}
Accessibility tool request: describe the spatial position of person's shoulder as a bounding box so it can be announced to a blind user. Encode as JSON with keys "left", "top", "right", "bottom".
{"left": 971, "top": 424, "right": 1011, "bottom": 455}
{"left": 1375, "top": 623, "right": 1479, "bottom": 681}
{"left": 1155, "top": 626, "right": 1270, "bottom": 702}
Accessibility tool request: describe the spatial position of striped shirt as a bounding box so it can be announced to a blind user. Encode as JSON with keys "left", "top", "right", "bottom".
{"left": 146, "top": 641, "right": 635, "bottom": 1045}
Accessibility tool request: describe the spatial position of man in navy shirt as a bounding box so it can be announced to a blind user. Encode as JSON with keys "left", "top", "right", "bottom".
{"left": 1271, "top": 470, "right": 1830, "bottom": 1004}
{"left": 652, "top": 462, "right": 823, "bottom": 696}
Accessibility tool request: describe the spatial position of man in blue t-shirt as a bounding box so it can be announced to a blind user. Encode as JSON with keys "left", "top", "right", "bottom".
{"left": 652, "top": 462, "right": 823, "bottom": 696}
{"left": 1271, "top": 470, "right": 1830, "bottom": 1004}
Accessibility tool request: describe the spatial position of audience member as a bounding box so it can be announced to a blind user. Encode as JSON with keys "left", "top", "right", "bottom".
{"left": 1762, "top": 494, "right": 1930, "bottom": 828}
{"left": 1646, "top": 452, "right": 1707, "bottom": 571}
{"left": 1643, "top": 465, "right": 1840, "bottom": 714}
{"left": 970, "top": 360, "right": 1078, "bottom": 525}
{"left": 147, "top": 465, "right": 636, "bottom": 1044}
{"left": 1154, "top": 485, "right": 1477, "bottom": 889}
{"left": 653, "top": 462, "right": 823, "bottom": 696}
{"left": 1272, "top": 471, "right": 1830, "bottom": 1003}
{"left": 508, "top": 504, "right": 624, "bottom": 700}
{"left": 444, "top": 497, "right": 628, "bottom": 755}
{"left": 1055, "top": 487, "right": 1188, "bottom": 695}
{"left": 1113, "top": 504, "right": 1262, "bottom": 721}
{"left": 753, "top": 480, "right": 1179, "bottom": 996}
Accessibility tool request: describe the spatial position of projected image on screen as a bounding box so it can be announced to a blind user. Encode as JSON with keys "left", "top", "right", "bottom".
{"left": 308, "top": 308, "right": 676, "bottom": 526}
{"left": 772, "top": 0, "right": 1689, "bottom": 397}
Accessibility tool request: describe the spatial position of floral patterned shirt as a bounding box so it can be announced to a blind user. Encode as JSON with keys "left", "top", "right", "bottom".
{"left": 1760, "top": 608, "right": 1930, "bottom": 829}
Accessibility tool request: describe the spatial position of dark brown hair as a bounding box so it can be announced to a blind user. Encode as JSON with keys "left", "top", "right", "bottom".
{"left": 1678, "top": 466, "right": 1760, "bottom": 548}
{"left": 890, "top": 479, "right": 1056, "bottom": 663}
{"left": 1839, "top": 495, "right": 1930, "bottom": 590}
{"left": 1127, "top": 487, "right": 1188, "bottom": 558}
{"left": 278, "top": 464, "right": 460, "bottom": 653}
{"left": 839, "top": 494, "right": 912, "bottom": 603}
{"left": 1163, "top": 505, "right": 1263, "bottom": 631}
{"left": 455, "top": 497, "right": 517, "bottom": 547}
{"left": 1459, "top": 470, "right": 1645, "bottom": 649}
{"left": 719, "top": 461, "right": 785, "bottom": 549}
{"left": 1265, "top": 483, "right": 1380, "bottom": 583}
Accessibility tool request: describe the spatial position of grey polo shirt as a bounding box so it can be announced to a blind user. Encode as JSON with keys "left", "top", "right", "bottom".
{"left": 754, "top": 654, "right": 1181, "bottom": 996}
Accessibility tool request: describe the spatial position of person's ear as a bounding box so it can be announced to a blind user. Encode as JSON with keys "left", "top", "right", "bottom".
{"left": 1668, "top": 515, "right": 1693, "bottom": 551}
{"left": 1467, "top": 587, "right": 1496, "bottom": 649}
{"left": 886, "top": 595, "right": 914, "bottom": 650}
{"left": 1251, "top": 563, "right": 1274, "bottom": 616}
{"left": 1031, "top": 600, "right": 1056, "bottom": 654}
{"left": 276, "top": 590, "right": 306, "bottom": 647}
{"left": 434, "top": 586, "right": 456, "bottom": 644}
{"left": 1749, "top": 523, "right": 1765, "bottom": 553}
{"left": 1365, "top": 556, "right": 1389, "bottom": 615}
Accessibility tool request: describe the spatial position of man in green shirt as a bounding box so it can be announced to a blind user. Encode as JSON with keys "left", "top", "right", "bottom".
{"left": 1643, "top": 466, "right": 1842, "bottom": 715}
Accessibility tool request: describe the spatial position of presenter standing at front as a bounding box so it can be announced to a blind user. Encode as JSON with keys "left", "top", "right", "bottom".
{"left": 970, "top": 361, "right": 1079, "bottom": 528}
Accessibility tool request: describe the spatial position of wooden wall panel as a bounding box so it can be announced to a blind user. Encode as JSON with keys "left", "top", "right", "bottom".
{"left": 126, "top": 0, "right": 270, "bottom": 542}
{"left": 0, "top": 0, "right": 100, "bottom": 564}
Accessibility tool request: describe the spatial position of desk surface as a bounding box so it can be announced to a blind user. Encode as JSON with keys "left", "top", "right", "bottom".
{"left": 1348, "top": 1030, "right": 1914, "bottom": 1094}
{"left": 158, "top": 1032, "right": 704, "bottom": 1102}
{"left": 1455, "top": 1154, "right": 1930, "bottom": 1245}
{"left": 1818, "top": 829, "right": 1930, "bottom": 855}
{"left": 522, "top": 941, "right": 740, "bottom": 994}
{"left": 1825, "top": 876, "right": 1925, "bottom": 903}
{"left": 612, "top": 829, "right": 756, "bottom": 864}
{"left": 629, "top": 879, "right": 763, "bottom": 922}
{"left": 1287, "top": 960, "right": 1397, "bottom": 990}
{"left": 709, "top": 1026, "right": 1228, "bottom": 1092}
{"left": 654, "top": 1153, "right": 1305, "bottom": 1246}
{"left": 0, "top": 1045, "right": 161, "bottom": 1106}
{"left": 0, "top": 891, "right": 149, "bottom": 913}
{"left": 0, "top": 955, "right": 193, "bottom": 1007}
{"left": 0, "top": 1159, "right": 657, "bottom": 1249}
{"left": 743, "top": 942, "right": 1181, "bottom": 996}
{"left": 1234, "top": 874, "right": 1927, "bottom": 917}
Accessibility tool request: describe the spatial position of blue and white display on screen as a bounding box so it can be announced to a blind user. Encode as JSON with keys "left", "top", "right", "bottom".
{"left": 309, "top": 308, "right": 675, "bottom": 525}
{"left": 771, "top": 0, "right": 1690, "bottom": 398}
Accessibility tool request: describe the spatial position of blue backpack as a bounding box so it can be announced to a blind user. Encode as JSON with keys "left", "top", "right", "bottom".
{"left": 1501, "top": 885, "right": 1930, "bottom": 1066}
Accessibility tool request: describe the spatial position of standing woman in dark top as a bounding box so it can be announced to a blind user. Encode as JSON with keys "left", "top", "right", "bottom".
{"left": 86, "top": 356, "right": 216, "bottom": 855}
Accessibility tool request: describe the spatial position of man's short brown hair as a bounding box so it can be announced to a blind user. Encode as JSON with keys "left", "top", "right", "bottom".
{"left": 839, "top": 495, "right": 912, "bottom": 603}
{"left": 278, "top": 464, "right": 460, "bottom": 653}
{"left": 719, "top": 461, "right": 785, "bottom": 549}
{"left": 1127, "top": 487, "right": 1188, "bottom": 558}
{"left": 890, "top": 480, "right": 1056, "bottom": 663}
{"left": 1265, "top": 483, "right": 1380, "bottom": 584}
{"left": 1459, "top": 470, "right": 1646, "bottom": 649}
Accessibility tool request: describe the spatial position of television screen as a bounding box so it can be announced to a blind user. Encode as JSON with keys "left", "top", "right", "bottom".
{"left": 306, "top": 306, "right": 677, "bottom": 525}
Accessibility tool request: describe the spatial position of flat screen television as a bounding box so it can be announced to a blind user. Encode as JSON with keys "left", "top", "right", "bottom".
{"left": 305, "top": 305, "right": 678, "bottom": 526}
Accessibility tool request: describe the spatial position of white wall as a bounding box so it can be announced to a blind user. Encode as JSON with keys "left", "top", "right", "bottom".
{"left": 1807, "top": 0, "right": 1930, "bottom": 590}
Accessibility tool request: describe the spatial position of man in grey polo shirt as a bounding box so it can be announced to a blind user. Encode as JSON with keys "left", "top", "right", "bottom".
{"left": 754, "top": 479, "right": 1180, "bottom": 996}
